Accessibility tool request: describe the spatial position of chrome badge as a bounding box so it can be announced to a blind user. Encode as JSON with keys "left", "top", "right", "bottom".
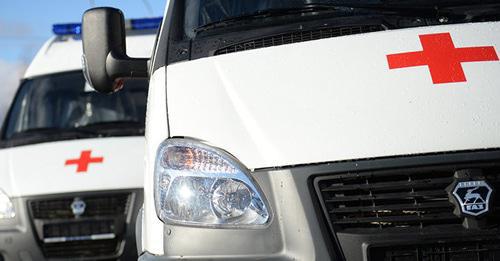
{"left": 70, "top": 198, "right": 86, "bottom": 217}
{"left": 452, "top": 180, "right": 492, "bottom": 216}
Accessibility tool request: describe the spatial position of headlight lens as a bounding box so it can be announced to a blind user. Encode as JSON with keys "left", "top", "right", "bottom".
{"left": 154, "top": 138, "right": 271, "bottom": 227}
{"left": 0, "top": 189, "right": 15, "bottom": 219}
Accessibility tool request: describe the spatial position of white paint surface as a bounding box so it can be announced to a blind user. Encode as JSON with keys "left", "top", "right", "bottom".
{"left": 143, "top": 68, "right": 168, "bottom": 254}
{"left": 0, "top": 137, "right": 144, "bottom": 197}
{"left": 166, "top": 22, "right": 500, "bottom": 169}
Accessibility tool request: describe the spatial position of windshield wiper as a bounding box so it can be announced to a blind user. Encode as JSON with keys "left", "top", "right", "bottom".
{"left": 76, "top": 121, "right": 145, "bottom": 134}
{"left": 4, "top": 122, "right": 143, "bottom": 146}
{"left": 9, "top": 127, "right": 99, "bottom": 139}
{"left": 194, "top": 3, "right": 434, "bottom": 33}
{"left": 77, "top": 120, "right": 143, "bottom": 128}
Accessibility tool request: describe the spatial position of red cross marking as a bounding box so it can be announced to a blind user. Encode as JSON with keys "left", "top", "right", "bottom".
{"left": 65, "top": 150, "right": 104, "bottom": 173}
{"left": 387, "top": 32, "right": 499, "bottom": 84}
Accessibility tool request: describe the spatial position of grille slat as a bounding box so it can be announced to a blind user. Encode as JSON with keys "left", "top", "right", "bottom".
{"left": 324, "top": 190, "right": 446, "bottom": 202}
{"left": 333, "top": 213, "right": 458, "bottom": 225}
{"left": 329, "top": 201, "right": 452, "bottom": 214}
{"left": 321, "top": 177, "right": 454, "bottom": 192}
{"left": 214, "top": 24, "right": 384, "bottom": 55}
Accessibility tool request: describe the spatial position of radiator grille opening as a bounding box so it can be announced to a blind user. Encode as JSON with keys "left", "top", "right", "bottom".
{"left": 43, "top": 220, "right": 115, "bottom": 239}
{"left": 30, "top": 193, "right": 130, "bottom": 219}
{"left": 214, "top": 24, "right": 384, "bottom": 55}
{"left": 29, "top": 192, "right": 132, "bottom": 259}
{"left": 370, "top": 239, "right": 500, "bottom": 261}
{"left": 41, "top": 239, "right": 120, "bottom": 259}
{"left": 315, "top": 164, "right": 500, "bottom": 231}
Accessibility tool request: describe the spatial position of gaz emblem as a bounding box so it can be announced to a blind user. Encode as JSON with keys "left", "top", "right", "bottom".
{"left": 70, "top": 198, "right": 86, "bottom": 217}
{"left": 452, "top": 180, "right": 492, "bottom": 216}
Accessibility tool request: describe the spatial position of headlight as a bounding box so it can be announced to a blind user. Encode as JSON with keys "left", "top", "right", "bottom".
{"left": 0, "top": 189, "right": 15, "bottom": 219}
{"left": 154, "top": 138, "right": 271, "bottom": 228}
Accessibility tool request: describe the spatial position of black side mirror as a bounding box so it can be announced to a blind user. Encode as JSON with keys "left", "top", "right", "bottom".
{"left": 82, "top": 7, "right": 149, "bottom": 94}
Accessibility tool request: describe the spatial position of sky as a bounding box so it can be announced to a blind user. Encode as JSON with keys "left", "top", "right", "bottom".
{"left": 0, "top": 0, "right": 166, "bottom": 123}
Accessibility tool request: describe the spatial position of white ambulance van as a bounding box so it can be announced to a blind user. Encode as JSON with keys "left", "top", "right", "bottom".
{"left": 0, "top": 18, "right": 158, "bottom": 260}
{"left": 82, "top": 2, "right": 500, "bottom": 261}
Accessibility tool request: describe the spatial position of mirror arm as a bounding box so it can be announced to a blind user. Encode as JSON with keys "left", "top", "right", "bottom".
{"left": 106, "top": 52, "right": 150, "bottom": 79}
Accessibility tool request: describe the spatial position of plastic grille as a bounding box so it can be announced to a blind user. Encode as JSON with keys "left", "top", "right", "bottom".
{"left": 29, "top": 192, "right": 131, "bottom": 259}
{"left": 370, "top": 239, "right": 500, "bottom": 261}
{"left": 41, "top": 239, "right": 120, "bottom": 258}
{"left": 30, "top": 193, "right": 130, "bottom": 219}
{"left": 315, "top": 165, "right": 500, "bottom": 230}
{"left": 43, "top": 220, "right": 115, "bottom": 238}
{"left": 214, "top": 24, "right": 384, "bottom": 55}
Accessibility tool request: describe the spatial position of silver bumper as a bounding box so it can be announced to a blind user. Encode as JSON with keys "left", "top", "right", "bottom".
{"left": 138, "top": 168, "right": 334, "bottom": 260}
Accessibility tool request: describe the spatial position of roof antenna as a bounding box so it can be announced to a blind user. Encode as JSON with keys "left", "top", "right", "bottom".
{"left": 141, "top": 0, "right": 154, "bottom": 16}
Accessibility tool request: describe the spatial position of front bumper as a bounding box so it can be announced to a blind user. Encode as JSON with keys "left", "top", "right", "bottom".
{"left": 140, "top": 150, "right": 500, "bottom": 260}
{"left": 0, "top": 189, "right": 143, "bottom": 261}
{"left": 139, "top": 165, "right": 333, "bottom": 260}
{"left": 0, "top": 198, "right": 44, "bottom": 261}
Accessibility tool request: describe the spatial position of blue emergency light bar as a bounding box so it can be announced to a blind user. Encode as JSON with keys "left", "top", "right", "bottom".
{"left": 53, "top": 23, "right": 82, "bottom": 35}
{"left": 52, "top": 17, "right": 163, "bottom": 36}
{"left": 130, "top": 17, "right": 163, "bottom": 30}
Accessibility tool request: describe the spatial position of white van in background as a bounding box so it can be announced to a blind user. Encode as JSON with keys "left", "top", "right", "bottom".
{"left": 0, "top": 18, "right": 158, "bottom": 260}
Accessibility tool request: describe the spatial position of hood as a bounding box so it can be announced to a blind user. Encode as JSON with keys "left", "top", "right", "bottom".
{"left": 0, "top": 137, "right": 144, "bottom": 197}
{"left": 166, "top": 22, "right": 500, "bottom": 169}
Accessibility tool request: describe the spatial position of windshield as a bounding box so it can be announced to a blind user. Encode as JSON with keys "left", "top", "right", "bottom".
{"left": 184, "top": 0, "right": 499, "bottom": 37}
{"left": 185, "top": 0, "right": 319, "bottom": 35}
{"left": 2, "top": 71, "right": 147, "bottom": 144}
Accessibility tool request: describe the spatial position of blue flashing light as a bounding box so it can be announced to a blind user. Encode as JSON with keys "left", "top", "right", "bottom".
{"left": 52, "top": 17, "right": 162, "bottom": 36}
{"left": 130, "top": 17, "right": 162, "bottom": 30}
{"left": 53, "top": 23, "right": 82, "bottom": 36}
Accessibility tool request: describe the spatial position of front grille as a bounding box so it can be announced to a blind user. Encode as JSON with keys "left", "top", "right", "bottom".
{"left": 315, "top": 164, "right": 500, "bottom": 231}
{"left": 214, "top": 24, "right": 384, "bottom": 55}
{"left": 370, "top": 239, "right": 500, "bottom": 261}
{"left": 41, "top": 239, "right": 120, "bottom": 259}
{"left": 313, "top": 157, "right": 500, "bottom": 260}
{"left": 30, "top": 193, "right": 129, "bottom": 219}
{"left": 29, "top": 192, "right": 132, "bottom": 259}
{"left": 43, "top": 220, "right": 115, "bottom": 239}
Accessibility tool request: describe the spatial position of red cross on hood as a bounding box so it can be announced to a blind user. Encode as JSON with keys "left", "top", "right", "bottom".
{"left": 65, "top": 150, "right": 104, "bottom": 173}
{"left": 387, "top": 32, "right": 499, "bottom": 84}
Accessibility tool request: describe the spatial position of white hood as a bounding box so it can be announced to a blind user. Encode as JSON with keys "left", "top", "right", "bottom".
{"left": 0, "top": 137, "right": 144, "bottom": 197}
{"left": 166, "top": 22, "right": 500, "bottom": 169}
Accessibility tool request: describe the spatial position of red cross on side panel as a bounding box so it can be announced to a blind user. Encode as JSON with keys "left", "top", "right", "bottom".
{"left": 387, "top": 33, "right": 499, "bottom": 84}
{"left": 65, "top": 150, "right": 104, "bottom": 173}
